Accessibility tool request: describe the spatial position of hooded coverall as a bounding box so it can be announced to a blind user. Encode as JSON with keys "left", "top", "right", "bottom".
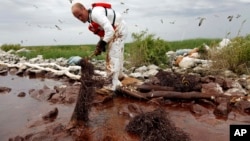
{"left": 89, "top": 6, "right": 128, "bottom": 91}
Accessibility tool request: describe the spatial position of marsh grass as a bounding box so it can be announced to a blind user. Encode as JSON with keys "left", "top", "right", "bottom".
{"left": 17, "top": 45, "right": 105, "bottom": 59}
{"left": 209, "top": 35, "right": 250, "bottom": 74}
{"left": 124, "top": 31, "right": 220, "bottom": 68}
{"left": 168, "top": 38, "right": 220, "bottom": 51}
{"left": 1, "top": 44, "right": 21, "bottom": 51}
{"left": 124, "top": 31, "right": 170, "bottom": 68}
{"left": 1, "top": 36, "right": 220, "bottom": 65}
{"left": 4, "top": 31, "right": 249, "bottom": 75}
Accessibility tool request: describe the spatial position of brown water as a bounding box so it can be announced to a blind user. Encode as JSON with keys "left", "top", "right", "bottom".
{"left": 1, "top": 74, "right": 250, "bottom": 141}
{"left": 0, "top": 74, "right": 72, "bottom": 140}
{"left": 85, "top": 98, "right": 250, "bottom": 141}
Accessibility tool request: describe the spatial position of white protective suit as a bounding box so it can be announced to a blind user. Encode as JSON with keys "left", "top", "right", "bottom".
{"left": 90, "top": 6, "right": 128, "bottom": 90}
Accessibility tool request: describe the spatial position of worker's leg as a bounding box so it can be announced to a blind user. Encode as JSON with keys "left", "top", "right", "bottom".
{"left": 106, "top": 39, "right": 123, "bottom": 90}
{"left": 106, "top": 21, "right": 127, "bottom": 90}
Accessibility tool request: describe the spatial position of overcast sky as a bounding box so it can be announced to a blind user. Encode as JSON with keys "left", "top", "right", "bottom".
{"left": 1, "top": 0, "right": 250, "bottom": 46}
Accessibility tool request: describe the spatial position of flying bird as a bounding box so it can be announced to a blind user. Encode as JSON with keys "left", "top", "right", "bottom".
{"left": 33, "top": 5, "right": 38, "bottom": 9}
{"left": 55, "top": 25, "right": 61, "bottom": 30}
{"left": 236, "top": 14, "right": 241, "bottom": 19}
{"left": 58, "top": 19, "right": 63, "bottom": 23}
{"left": 227, "top": 15, "right": 233, "bottom": 22}
{"left": 214, "top": 14, "right": 219, "bottom": 18}
{"left": 160, "top": 19, "right": 163, "bottom": 24}
{"left": 25, "top": 21, "right": 31, "bottom": 26}
{"left": 123, "top": 8, "right": 129, "bottom": 14}
{"left": 169, "top": 20, "right": 175, "bottom": 24}
{"left": 242, "top": 19, "right": 247, "bottom": 24}
{"left": 197, "top": 17, "right": 206, "bottom": 26}
{"left": 120, "top": 2, "right": 125, "bottom": 5}
{"left": 226, "top": 32, "right": 231, "bottom": 37}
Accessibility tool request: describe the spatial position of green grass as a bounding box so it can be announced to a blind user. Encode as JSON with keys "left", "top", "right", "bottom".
{"left": 1, "top": 44, "right": 21, "bottom": 51}
{"left": 16, "top": 44, "right": 106, "bottom": 60}
{"left": 2, "top": 31, "right": 250, "bottom": 75}
{"left": 124, "top": 33, "right": 170, "bottom": 67}
{"left": 209, "top": 35, "right": 250, "bottom": 74}
{"left": 168, "top": 38, "right": 220, "bottom": 51}
{"left": 1, "top": 38, "right": 220, "bottom": 61}
{"left": 123, "top": 31, "right": 220, "bottom": 68}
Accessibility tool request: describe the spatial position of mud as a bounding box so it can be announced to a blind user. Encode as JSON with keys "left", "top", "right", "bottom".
{"left": 1, "top": 71, "right": 250, "bottom": 141}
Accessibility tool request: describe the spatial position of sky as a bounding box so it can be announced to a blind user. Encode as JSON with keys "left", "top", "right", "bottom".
{"left": 0, "top": 0, "right": 250, "bottom": 46}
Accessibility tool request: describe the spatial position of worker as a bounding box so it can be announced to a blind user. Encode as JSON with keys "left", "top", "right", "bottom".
{"left": 70, "top": 1, "right": 128, "bottom": 91}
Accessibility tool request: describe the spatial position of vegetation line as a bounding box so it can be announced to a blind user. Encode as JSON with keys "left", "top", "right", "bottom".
{"left": 1, "top": 31, "right": 250, "bottom": 75}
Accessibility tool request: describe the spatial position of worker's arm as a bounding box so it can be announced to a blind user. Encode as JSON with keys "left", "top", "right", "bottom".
{"left": 91, "top": 7, "right": 115, "bottom": 43}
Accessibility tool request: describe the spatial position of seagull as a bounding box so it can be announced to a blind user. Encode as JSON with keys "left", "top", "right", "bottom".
{"left": 58, "top": 19, "right": 63, "bottom": 23}
{"left": 123, "top": 8, "right": 129, "bottom": 14}
{"left": 197, "top": 17, "right": 206, "bottom": 26}
{"left": 227, "top": 15, "right": 233, "bottom": 22}
{"left": 55, "top": 25, "right": 61, "bottom": 30}
{"left": 242, "top": 19, "right": 247, "bottom": 24}
{"left": 214, "top": 14, "right": 219, "bottom": 18}
{"left": 37, "top": 24, "right": 41, "bottom": 28}
{"left": 226, "top": 32, "right": 231, "bottom": 36}
{"left": 25, "top": 21, "right": 31, "bottom": 26}
{"left": 33, "top": 5, "right": 38, "bottom": 9}
{"left": 169, "top": 20, "right": 175, "bottom": 24}
{"left": 236, "top": 14, "right": 241, "bottom": 19}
